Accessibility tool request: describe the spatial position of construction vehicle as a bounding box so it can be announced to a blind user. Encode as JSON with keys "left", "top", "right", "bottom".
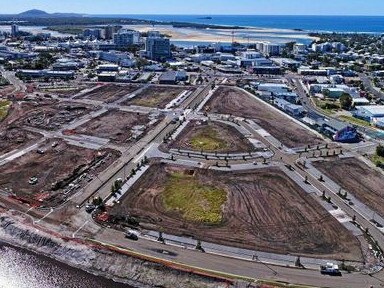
{"left": 28, "top": 177, "right": 38, "bottom": 185}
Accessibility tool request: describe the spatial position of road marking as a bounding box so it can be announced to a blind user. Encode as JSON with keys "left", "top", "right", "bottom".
{"left": 23, "top": 207, "right": 34, "bottom": 216}
{"left": 134, "top": 143, "right": 153, "bottom": 163}
{"left": 34, "top": 208, "right": 54, "bottom": 224}
{"left": 72, "top": 220, "right": 89, "bottom": 238}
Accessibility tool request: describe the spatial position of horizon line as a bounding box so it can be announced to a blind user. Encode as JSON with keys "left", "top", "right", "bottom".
{"left": 2, "top": 11, "right": 384, "bottom": 17}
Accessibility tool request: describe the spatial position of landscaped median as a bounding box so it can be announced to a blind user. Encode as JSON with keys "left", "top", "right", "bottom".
{"left": 338, "top": 115, "right": 371, "bottom": 127}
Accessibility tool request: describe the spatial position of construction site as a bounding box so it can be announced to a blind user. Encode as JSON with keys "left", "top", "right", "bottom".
{"left": 123, "top": 85, "right": 193, "bottom": 108}
{"left": 1, "top": 68, "right": 384, "bottom": 288}
{"left": 0, "top": 138, "right": 120, "bottom": 206}
{"left": 204, "top": 87, "right": 323, "bottom": 148}
{"left": 0, "top": 128, "right": 41, "bottom": 155}
{"left": 77, "top": 84, "right": 141, "bottom": 103}
{"left": 313, "top": 157, "right": 384, "bottom": 218}
{"left": 74, "top": 109, "right": 161, "bottom": 144}
{"left": 17, "top": 99, "right": 95, "bottom": 131}
{"left": 167, "top": 120, "right": 256, "bottom": 153}
{"left": 109, "top": 162, "right": 363, "bottom": 261}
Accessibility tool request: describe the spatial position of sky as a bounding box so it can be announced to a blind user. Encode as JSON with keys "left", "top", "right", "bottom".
{"left": 1, "top": 0, "right": 384, "bottom": 16}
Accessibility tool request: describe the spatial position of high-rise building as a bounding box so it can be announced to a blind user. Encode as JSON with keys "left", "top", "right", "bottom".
{"left": 11, "top": 24, "right": 19, "bottom": 37}
{"left": 113, "top": 30, "right": 140, "bottom": 49}
{"left": 104, "top": 25, "right": 121, "bottom": 40}
{"left": 145, "top": 34, "right": 171, "bottom": 61}
{"left": 83, "top": 28, "right": 103, "bottom": 40}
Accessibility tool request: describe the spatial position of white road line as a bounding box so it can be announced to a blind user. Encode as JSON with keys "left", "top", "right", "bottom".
{"left": 34, "top": 208, "right": 54, "bottom": 224}
{"left": 23, "top": 207, "right": 34, "bottom": 216}
{"left": 72, "top": 220, "right": 89, "bottom": 238}
{"left": 133, "top": 143, "right": 153, "bottom": 163}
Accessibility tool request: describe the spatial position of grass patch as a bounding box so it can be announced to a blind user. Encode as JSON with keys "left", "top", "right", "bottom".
{"left": 338, "top": 115, "right": 371, "bottom": 127}
{"left": 370, "top": 154, "right": 384, "bottom": 167}
{"left": 46, "top": 26, "right": 85, "bottom": 35}
{"left": 189, "top": 127, "right": 227, "bottom": 151}
{"left": 131, "top": 97, "right": 163, "bottom": 107}
{"left": 312, "top": 98, "right": 340, "bottom": 116}
{"left": 162, "top": 171, "right": 227, "bottom": 224}
{"left": 0, "top": 99, "right": 10, "bottom": 121}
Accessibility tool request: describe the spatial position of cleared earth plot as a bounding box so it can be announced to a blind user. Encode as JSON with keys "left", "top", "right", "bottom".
{"left": 0, "top": 139, "right": 120, "bottom": 206}
{"left": 74, "top": 109, "right": 157, "bottom": 144}
{"left": 168, "top": 120, "right": 255, "bottom": 153}
{"left": 17, "top": 100, "right": 94, "bottom": 131}
{"left": 0, "top": 128, "right": 41, "bottom": 155}
{"left": 204, "top": 87, "right": 323, "bottom": 148}
{"left": 123, "top": 86, "right": 192, "bottom": 108}
{"left": 313, "top": 157, "right": 384, "bottom": 218}
{"left": 111, "top": 163, "right": 362, "bottom": 260}
{"left": 78, "top": 84, "right": 140, "bottom": 103}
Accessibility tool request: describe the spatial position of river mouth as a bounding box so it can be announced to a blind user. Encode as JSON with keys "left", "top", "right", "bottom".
{"left": 0, "top": 241, "right": 133, "bottom": 288}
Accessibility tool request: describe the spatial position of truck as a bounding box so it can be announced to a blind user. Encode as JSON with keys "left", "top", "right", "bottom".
{"left": 320, "top": 263, "right": 342, "bottom": 276}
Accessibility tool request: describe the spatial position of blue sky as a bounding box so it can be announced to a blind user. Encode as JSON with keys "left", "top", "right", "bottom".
{"left": 2, "top": 0, "right": 384, "bottom": 16}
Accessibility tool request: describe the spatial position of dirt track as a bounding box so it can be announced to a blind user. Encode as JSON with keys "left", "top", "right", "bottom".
{"left": 79, "top": 84, "right": 140, "bottom": 103}
{"left": 124, "top": 86, "right": 191, "bottom": 108}
{"left": 313, "top": 157, "right": 384, "bottom": 218}
{"left": 168, "top": 120, "right": 255, "bottom": 153}
{"left": 111, "top": 163, "right": 362, "bottom": 261}
{"left": 204, "top": 87, "right": 323, "bottom": 148}
{"left": 0, "top": 139, "right": 120, "bottom": 206}
{"left": 75, "top": 110, "right": 153, "bottom": 143}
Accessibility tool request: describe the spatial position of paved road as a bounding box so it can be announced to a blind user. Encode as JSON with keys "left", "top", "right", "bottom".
{"left": 359, "top": 73, "right": 384, "bottom": 100}
{"left": 96, "top": 228, "right": 384, "bottom": 288}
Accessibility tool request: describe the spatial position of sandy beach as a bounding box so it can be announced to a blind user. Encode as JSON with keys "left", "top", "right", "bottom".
{"left": 124, "top": 24, "right": 317, "bottom": 44}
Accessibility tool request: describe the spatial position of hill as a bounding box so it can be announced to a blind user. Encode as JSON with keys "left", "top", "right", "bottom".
{"left": 17, "top": 9, "right": 83, "bottom": 18}
{"left": 18, "top": 9, "right": 50, "bottom": 17}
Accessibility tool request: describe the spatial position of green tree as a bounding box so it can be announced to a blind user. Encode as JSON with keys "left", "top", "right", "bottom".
{"left": 376, "top": 145, "right": 384, "bottom": 157}
{"left": 339, "top": 93, "right": 353, "bottom": 110}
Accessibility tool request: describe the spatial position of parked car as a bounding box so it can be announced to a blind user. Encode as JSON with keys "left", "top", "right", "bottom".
{"left": 124, "top": 229, "right": 139, "bottom": 241}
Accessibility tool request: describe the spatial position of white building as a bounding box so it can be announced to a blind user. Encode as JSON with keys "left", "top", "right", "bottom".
{"left": 354, "top": 105, "right": 384, "bottom": 122}
{"left": 294, "top": 43, "right": 307, "bottom": 54}
{"left": 241, "top": 51, "right": 262, "bottom": 59}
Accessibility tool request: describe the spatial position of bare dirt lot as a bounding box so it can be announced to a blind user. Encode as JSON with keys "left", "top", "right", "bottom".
{"left": 110, "top": 163, "right": 362, "bottom": 260}
{"left": 0, "top": 139, "right": 120, "bottom": 206}
{"left": 123, "top": 85, "right": 193, "bottom": 108}
{"left": 38, "top": 87, "right": 86, "bottom": 98}
{"left": 313, "top": 157, "right": 384, "bottom": 218}
{"left": 74, "top": 109, "right": 157, "bottom": 144}
{"left": 78, "top": 84, "right": 140, "bottom": 103}
{"left": 20, "top": 101, "right": 94, "bottom": 131}
{"left": 167, "top": 120, "right": 255, "bottom": 153}
{"left": 0, "top": 128, "right": 42, "bottom": 155}
{"left": 204, "top": 87, "right": 323, "bottom": 148}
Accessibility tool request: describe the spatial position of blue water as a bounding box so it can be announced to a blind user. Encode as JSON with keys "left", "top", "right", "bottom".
{"left": 93, "top": 15, "right": 384, "bottom": 33}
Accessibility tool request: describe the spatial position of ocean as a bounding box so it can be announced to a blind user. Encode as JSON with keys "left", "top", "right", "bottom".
{"left": 0, "top": 242, "right": 133, "bottom": 288}
{"left": 93, "top": 15, "right": 384, "bottom": 33}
